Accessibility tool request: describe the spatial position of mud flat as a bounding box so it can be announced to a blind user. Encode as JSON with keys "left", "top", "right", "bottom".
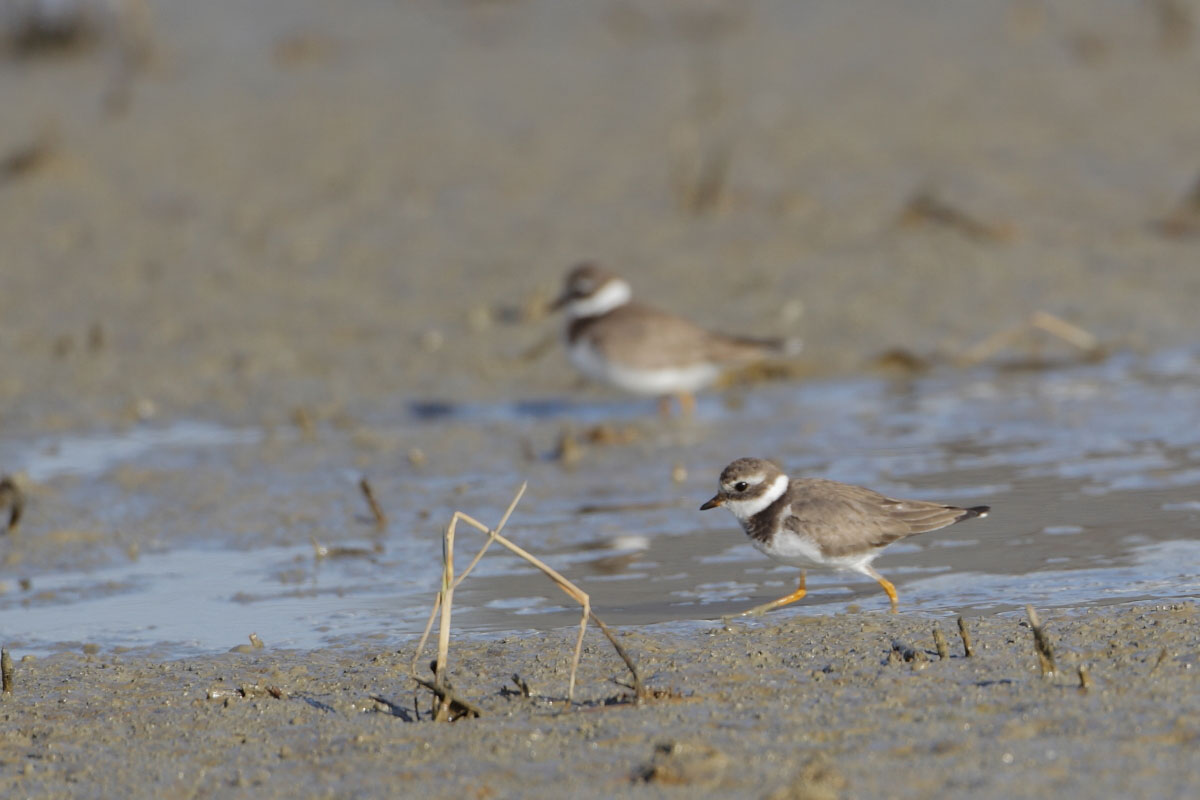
{"left": 3, "top": 0, "right": 1200, "bottom": 434}
{"left": 0, "top": 602, "right": 1195, "bottom": 798}
{"left": 3, "top": 0, "right": 1200, "bottom": 796}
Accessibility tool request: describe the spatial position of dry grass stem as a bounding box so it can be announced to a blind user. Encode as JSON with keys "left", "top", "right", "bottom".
{"left": 1025, "top": 605, "right": 1057, "bottom": 677}
{"left": 587, "top": 612, "right": 643, "bottom": 699}
{"left": 290, "top": 406, "right": 316, "bottom": 438}
{"left": 0, "top": 127, "right": 58, "bottom": 186}
{"left": 871, "top": 347, "right": 933, "bottom": 375}
{"left": 1151, "top": 0, "right": 1193, "bottom": 51}
{"left": 898, "top": 188, "right": 1015, "bottom": 242}
{"left": 1, "top": 648, "right": 13, "bottom": 694}
{"left": 411, "top": 482, "right": 643, "bottom": 719}
{"left": 411, "top": 676, "right": 484, "bottom": 720}
{"left": 957, "top": 616, "right": 974, "bottom": 657}
{"left": 359, "top": 477, "right": 387, "bottom": 528}
{"left": 553, "top": 428, "right": 584, "bottom": 467}
{"left": 932, "top": 626, "right": 950, "bottom": 660}
{"left": 0, "top": 476, "right": 23, "bottom": 534}
{"left": 682, "top": 140, "right": 733, "bottom": 215}
{"left": 957, "top": 311, "right": 1102, "bottom": 367}
{"left": 1148, "top": 646, "right": 1169, "bottom": 676}
{"left": 1156, "top": 172, "right": 1200, "bottom": 236}
{"left": 433, "top": 509, "right": 461, "bottom": 721}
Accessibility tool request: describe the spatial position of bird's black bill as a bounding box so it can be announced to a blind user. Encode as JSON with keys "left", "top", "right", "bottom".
{"left": 699, "top": 496, "right": 723, "bottom": 510}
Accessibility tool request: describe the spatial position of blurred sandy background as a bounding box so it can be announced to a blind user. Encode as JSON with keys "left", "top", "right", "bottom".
{"left": 3, "top": 0, "right": 1200, "bottom": 433}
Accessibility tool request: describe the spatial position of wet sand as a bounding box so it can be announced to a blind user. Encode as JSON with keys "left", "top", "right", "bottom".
{"left": 3, "top": 0, "right": 1200, "bottom": 797}
{"left": 5, "top": 357, "right": 1200, "bottom": 657}
{"left": 3, "top": 604, "right": 1197, "bottom": 798}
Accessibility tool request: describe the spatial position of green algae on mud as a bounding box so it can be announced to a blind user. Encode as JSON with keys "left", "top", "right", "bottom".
{"left": 1, "top": 602, "right": 1196, "bottom": 798}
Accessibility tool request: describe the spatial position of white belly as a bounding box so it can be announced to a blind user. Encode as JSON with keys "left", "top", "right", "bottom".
{"left": 752, "top": 528, "right": 878, "bottom": 574}
{"left": 753, "top": 530, "right": 826, "bottom": 568}
{"left": 568, "top": 340, "right": 720, "bottom": 395}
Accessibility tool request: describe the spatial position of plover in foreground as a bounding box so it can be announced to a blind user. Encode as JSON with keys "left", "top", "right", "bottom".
{"left": 551, "top": 263, "right": 798, "bottom": 416}
{"left": 701, "top": 457, "right": 989, "bottom": 621}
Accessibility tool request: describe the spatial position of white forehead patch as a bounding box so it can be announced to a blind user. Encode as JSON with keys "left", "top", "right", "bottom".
{"left": 566, "top": 279, "right": 631, "bottom": 318}
{"left": 724, "top": 473, "right": 789, "bottom": 518}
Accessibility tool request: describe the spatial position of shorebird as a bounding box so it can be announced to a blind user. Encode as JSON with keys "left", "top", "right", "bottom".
{"left": 551, "top": 262, "right": 798, "bottom": 416}
{"left": 701, "top": 457, "right": 989, "bottom": 620}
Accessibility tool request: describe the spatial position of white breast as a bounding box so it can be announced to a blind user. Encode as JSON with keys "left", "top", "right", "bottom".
{"left": 754, "top": 511, "right": 883, "bottom": 574}
{"left": 753, "top": 523, "right": 827, "bottom": 568}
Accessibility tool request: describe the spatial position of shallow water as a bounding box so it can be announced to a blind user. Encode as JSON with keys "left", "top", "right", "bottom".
{"left": 3, "top": 349, "right": 1200, "bottom": 655}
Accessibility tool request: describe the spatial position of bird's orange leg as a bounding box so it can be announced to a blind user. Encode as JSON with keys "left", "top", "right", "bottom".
{"left": 676, "top": 392, "right": 696, "bottom": 418}
{"left": 864, "top": 566, "right": 899, "bottom": 612}
{"left": 657, "top": 396, "right": 673, "bottom": 418}
{"left": 724, "top": 572, "right": 806, "bottom": 629}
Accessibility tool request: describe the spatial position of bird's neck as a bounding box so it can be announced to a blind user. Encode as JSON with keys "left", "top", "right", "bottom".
{"left": 727, "top": 474, "right": 790, "bottom": 521}
{"left": 565, "top": 280, "right": 632, "bottom": 319}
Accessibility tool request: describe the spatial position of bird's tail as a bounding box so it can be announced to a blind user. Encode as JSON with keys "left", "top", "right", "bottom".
{"left": 958, "top": 505, "right": 991, "bottom": 520}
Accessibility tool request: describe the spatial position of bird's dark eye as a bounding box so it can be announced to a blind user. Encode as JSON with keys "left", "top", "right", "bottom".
{"left": 734, "top": 481, "right": 749, "bottom": 492}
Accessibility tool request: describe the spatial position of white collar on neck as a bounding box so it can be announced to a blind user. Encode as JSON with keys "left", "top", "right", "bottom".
{"left": 726, "top": 473, "right": 789, "bottom": 520}
{"left": 566, "top": 279, "right": 631, "bottom": 318}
